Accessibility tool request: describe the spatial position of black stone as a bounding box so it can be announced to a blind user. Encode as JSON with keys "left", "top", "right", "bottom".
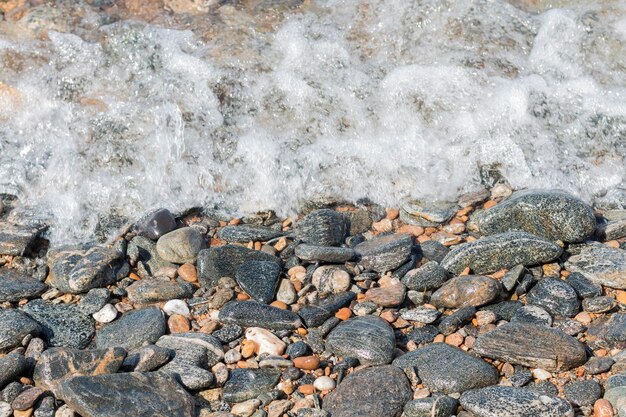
{"left": 511, "top": 305, "right": 552, "bottom": 327}
{"left": 22, "top": 300, "right": 95, "bottom": 349}
{"left": 235, "top": 261, "right": 281, "bottom": 304}
{"left": 509, "top": 367, "right": 532, "bottom": 387}
{"left": 78, "top": 288, "right": 110, "bottom": 315}
{"left": 584, "top": 357, "right": 614, "bottom": 375}
{"left": 0, "top": 308, "right": 42, "bottom": 353}
{"left": 0, "top": 269, "right": 46, "bottom": 302}
{"left": 298, "top": 292, "right": 356, "bottom": 327}
{"left": 325, "top": 316, "right": 395, "bottom": 366}
{"left": 407, "top": 325, "right": 439, "bottom": 345}
{"left": 418, "top": 240, "right": 449, "bottom": 263}
{"left": 526, "top": 278, "right": 580, "bottom": 318}
{"left": 286, "top": 341, "right": 311, "bottom": 359}
{"left": 212, "top": 325, "right": 243, "bottom": 344}
{"left": 480, "top": 301, "right": 522, "bottom": 321}
{"left": 0, "top": 221, "right": 46, "bottom": 256}
{"left": 294, "top": 209, "right": 348, "bottom": 247}
{"left": 217, "top": 225, "right": 283, "bottom": 243}
{"left": 133, "top": 208, "right": 177, "bottom": 241}
{"left": 0, "top": 354, "right": 28, "bottom": 389}
{"left": 96, "top": 307, "right": 165, "bottom": 350}
{"left": 222, "top": 368, "right": 281, "bottom": 403}
{"left": 402, "top": 261, "right": 448, "bottom": 291}
{"left": 126, "top": 279, "right": 195, "bottom": 304}
{"left": 219, "top": 301, "right": 302, "bottom": 330}
{"left": 565, "top": 272, "right": 602, "bottom": 298}
{"left": 438, "top": 306, "right": 476, "bottom": 336}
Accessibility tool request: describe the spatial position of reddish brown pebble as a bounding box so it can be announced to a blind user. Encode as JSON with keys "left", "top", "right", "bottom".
{"left": 483, "top": 200, "right": 497, "bottom": 209}
{"left": 177, "top": 263, "right": 197, "bottom": 282}
{"left": 129, "top": 272, "right": 141, "bottom": 281}
{"left": 12, "top": 387, "right": 44, "bottom": 411}
{"left": 293, "top": 355, "right": 320, "bottom": 370}
{"left": 298, "top": 384, "right": 315, "bottom": 395}
{"left": 168, "top": 314, "right": 190, "bottom": 333}
{"left": 236, "top": 293, "right": 250, "bottom": 301}
{"left": 594, "top": 399, "right": 614, "bottom": 417}
{"left": 335, "top": 308, "right": 351, "bottom": 321}
{"left": 386, "top": 208, "right": 399, "bottom": 220}
{"left": 270, "top": 301, "right": 288, "bottom": 309}
{"left": 445, "top": 333, "right": 464, "bottom": 347}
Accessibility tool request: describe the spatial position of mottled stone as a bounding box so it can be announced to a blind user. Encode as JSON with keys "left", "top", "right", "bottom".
{"left": 312, "top": 266, "right": 351, "bottom": 295}
{"left": 460, "top": 386, "right": 573, "bottom": 417}
{"left": 96, "top": 307, "right": 165, "bottom": 350}
{"left": 401, "top": 307, "right": 441, "bottom": 324}
{"left": 431, "top": 276, "right": 501, "bottom": 309}
{"left": 127, "top": 279, "right": 194, "bottom": 304}
{"left": 0, "top": 354, "right": 28, "bottom": 389}
{"left": 33, "top": 347, "right": 126, "bottom": 396}
{"left": 565, "top": 272, "right": 602, "bottom": 298}
{"left": 58, "top": 372, "right": 195, "bottom": 417}
{"left": 419, "top": 240, "right": 449, "bottom": 263}
{"left": 219, "top": 301, "right": 302, "bottom": 330}
{"left": 597, "top": 217, "right": 626, "bottom": 241}
{"left": 236, "top": 261, "right": 281, "bottom": 304}
{"left": 502, "top": 264, "right": 525, "bottom": 291}
{"left": 587, "top": 313, "right": 626, "bottom": 347}
{"left": 441, "top": 232, "right": 562, "bottom": 275}
{"left": 0, "top": 270, "right": 46, "bottom": 302}
{"left": 365, "top": 282, "right": 406, "bottom": 307}
{"left": 400, "top": 200, "right": 457, "bottom": 227}
{"left": 23, "top": 300, "right": 94, "bottom": 349}
{"left": 583, "top": 296, "right": 617, "bottom": 313}
{"left": 295, "top": 244, "right": 355, "bottom": 263}
{"left": 526, "top": 278, "right": 580, "bottom": 318}
{"left": 294, "top": 209, "right": 348, "bottom": 247}
{"left": 325, "top": 316, "right": 395, "bottom": 366}
{"left": 403, "top": 396, "right": 458, "bottom": 417}
{"left": 0, "top": 222, "right": 46, "bottom": 256}
{"left": 298, "top": 292, "right": 356, "bottom": 327}
{"left": 133, "top": 208, "right": 177, "bottom": 240}
{"left": 585, "top": 357, "right": 614, "bottom": 375}
{"left": 222, "top": 369, "right": 281, "bottom": 403}
{"left": 0, "top": 309, "right": 41, "bottom": 353}
{"left": 563, "top": 380, "right": 602, "bottom": 407}
{"left": 218, "top": 225, "right": 282, "bottom": 243}
{"left": 402, "top": 261, "right": 448, "bottom": 291}
{"left": 481, "top": 300, "right": 522, "bottom": 321}
{"left": 122, "top": 344, "right": 173, "bottom": 372}
{"left": 156, "top": 227, "right": 205, "bottom": 264}
{"left": 128, "top": 236, "right": 175, "bottom": 277}
{"left": 78, "top": 288, "right": 110, "bottom": 315}
{"left": 604, "top": 387, "right": 626, "bottom": 417}
{"left": 355, "top": 234, "right": 413, "bottom": 273}
{"left": 511, "top": 305, "right": 552, "bottom": 327}
{"left": 473, "top": 322, "right": 586, "bottom": 371}
{"left": 565, "top": 243, "right": 626, "bottom": 289}
{"left": 323, "top": 366, "right": 411, "bottom": 417}
{"left": 393, "top": 343, "right": 498, "bottom": 394}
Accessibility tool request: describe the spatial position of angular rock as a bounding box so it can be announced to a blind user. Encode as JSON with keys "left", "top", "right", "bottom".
{"left": 526, "top": 278, "right": 580, "bottom": 318}
{"left": 402, "top": 261, "right": 448, "bottom": 291}
{"left": 473, "top": 322, "right": 586, "bottom": 371}
{"left": 325, "top": 316, "right": 395, "bottom": 366}
{"left": 0, "top": 221, "right": 46, "bottom": 256}
{"left": 96, "top": 307, "right": 165, "bottom": 350}
{"left": 587, "top": 313, "right": 626, "bottom": 347}
{"left": 219, "top": 301, "right": 301, "bottom": 330}
{"left": 295, "top": 244, "right": 355, "bottom": 263}
{"left": 355, "top": 234, "right": 413, "bottom": 273}
{"left": 122, "top": 345, "right": 173, "bottom": 372}
{"left": 217, "top": 225, "right": 282, "bottom": 243}
{"left": 222, "top": 369, "right": 281, "bottom": 403}
{"left": 33, "top": 347, "right": 126, "bottom": 396}
{"left": 0, "top": 269, "right": 46, "bottom": 302}
{"left": 431, "top": 276, "right": 501, "bottom": 309}
{"left": 128, "top": 236, "right": 175, "bottom": 278}
{"left": 403, "top": 396, "right": 458, "bottom": 417}
{"left": 565, "top": 272, "right": 602, "bottom": 298}
{"left": 419, "top": 240, "right": 449, "bottom": 263}
{"left": 400, "top": 200, "right": 457, "bottom": 227}
{"left": 78, "top": 288, "right": 110, "bottom": 315}
{"left": 597, "top": 216, "right": 626, "bottom": 241}
{"left": 298, "top": 292, "right": 356, "bottom": 327}
{"left": 460, "top": 386, "right": 573, "bottom": 417}
{"left": 294, "top": 209, "right": 348, "bottom": 247}
{"left": 133, "top": 208, "right": 177, "bottom": 241}
{"left": 441, "top": 231, "right": 562, "bottom": 275}
{"left": 438, "top": 306, "right": 476, "bottom": 335}
{"left": 155, "top": 334, "right": 218, "bottom": 390}
{"left": 365, "top": 282, "right": 406, "bottom": 307}
{"left": 323, "top": 365, "right": 411, "bottom": 417}
{"left": 393, "top": 343, "right": 498, "bottom": 394}
{"left": 0, "top": 354, "right": 28, "bottom": 389}
{"left": 23, "top": 300, "right": 94, "bottom": 349}
{"left": 235, "top": 261, "right": 281, "bottom": 304}
{"left": 0, "top": 308, "right": 42, "bottom": 353}
{"left": 156, "top": 227, "right": 205, "bottom": 264}
{"left": 126, "top": 279, "right": 194, "bottom": 304}
{"left": 58, "top": 372, "right": 195, "bottom": 417}
{"left": 565, "top": 243, "right": 626, "bottom": 289}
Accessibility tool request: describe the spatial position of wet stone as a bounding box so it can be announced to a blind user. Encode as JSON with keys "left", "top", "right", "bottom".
{"left": 460, "top": 386, "right": 573, "bottom": 417}
{"left": 325, "top": 315, "right": 395, "bottom": 366}
{"left": 0, "top": 222, "right": 46, "bottom": 256}
{"left": 156, "top": 227, "right": 205, "bottom": 264}
{"left": 217, "top": 225, "right": 282, "bottom": 243}
{"left": 400, "top": 200, "right": 457, "bottom": 227}
{"left": 219, "top": 301, "right": 302, "bottom": 330}
{"left": 431, "top": 276, "right": 501, "bottom": 309}
{"left": 222, "top": 369, "right": 281, "bottom": 403}
{"left": 294, "top": 209, "right": 348, "bottom": 247}
{"left": 402, "top": 261, "right": 448, "bottom": 291}
{"left": 58, "top": 372, "right": 195, "bottom": 417}
{"left": 473, "top": 322, "right": 587, "bottom": 371}
{"left": 295, "top": 244, "right": 355, "bottom": 263}
{"left": 126, "top": 279, "right": 194, "bottom": 304}
{"left": 418, "top": 240, "right": 449, "bottom": 263}
{"left": 22, "top": 300, "right": 94, "bottom": 349}
{"left": 403, "top": 396, "right": 458, "bottom": 417}
{"left": 564, "top": 380, "right": 602, "bottom": 407}
{"left": 0, "top": 270, "right": 46, "bottom": 302}
{"left": 565, "top": 243, "right": 626, "bottom": 289}
{"left": 480, "top": 300, "right": 522, "bottom": 321}
{"left": 298, "top": 292, "right": 355, "bottom": 327}
{"left": 583, "top": 296, "right": 617, "bottom": 313}
{"left": 155, "top": 334, "right": 219, "bottom": 390}
{"left": 565, "top": 272, "right": 602, "bottom": 298}
{"left": 355, "top": 234, "right": 413, "bottom": 273}
{"left": 78, "top": 288, "right": 110, "bottom": 315}
{"left": 286, "top": 341, "right": 311, "bottom": 359}
{"left": 0, "top": 309, "right": 42, "bottom": 353}
{"left": 235, "top": 261, "right": 281, "bottom": 304}
{"left": 127, "top": 236, "right": 175, "bottom": 278}
{"left": 526, "top": 278, "right": 580, "bottom": 318}
{"left": 511, "top": 305, "right": 552, "bottom": 327}
{"left": 133, "top": 208, "right": 177, "bottom": 241}
{"left": 393, "top": 343, "right": 498, "bottom": 394}
{"left": 438, "top": 306, "right": 476, "bottom": 335}
{"left": 96, "top": 307, "right": 165, "bottom": 351}
{"left": 441, "top": 231, "right": 562, "bottom": 275}
{"left": 0, "top": 354, "right": 28, "bottom": 389}
{"left": 323, "top": 365, "right": 412, "bottom": 417}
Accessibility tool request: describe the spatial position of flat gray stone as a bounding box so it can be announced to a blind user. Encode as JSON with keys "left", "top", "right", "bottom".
{"left": 295, "top": 244, "right": 355, "bottom": 263}
{"left": 460, "top": 386, "right": 573, "bottom": 417}
{"left": 565, "top": 243, "right": 626, "bottom": 289}
{"left": 0, "top": 308, "right": 42, "bottom": 353}
{"left": 126, "top": 279, "right": 194, "bottom": 304}
{"left": 355, "top": 234, "right": 413, "bottom": 273}
{"left": 400, "top": 200, "right": 457, "bottom": 227}
{"left": 222, "top": 369, "right": 281, "bottom": 403}
{"left": 23, "top": 300, "right": 95, "bottom": 349}
{"left": 219, "top": 301, "right": 302, "bottom": 330}
{"left": 0, "top": 269, "right": 46, "bottom": 302}
{"left": 217, "top": 225, "right": 283, "bottom": 243}
{"left": 96, "top": 307, "right": 165, "bottom": 351}
{"left": 156, "top": 227, "right": 205, "bottom": 264}
{"left": 0, "top": 354, "right": 28, "bottom": 389}
{"left": 294, "top": 209, "right": 348, "bottom": 247}
{"left": 235, "top": 261, "right": 281, "bottom": 304}
{"left": 325, "top": 315, "right": 395, "bottom": 366}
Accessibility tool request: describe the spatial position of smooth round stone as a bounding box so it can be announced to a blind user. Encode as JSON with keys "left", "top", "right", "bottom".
{"left": 134, "top": 208, "right": 177, "bottom": 240}
{"left": 565, "top": 272, "right": 602, "bottom": 298}
{"left": 0, "top": 354, "right": 29, "bottom": 390}
{"left": 400, "top": 200, "right": 457, "bottom": 227}
{"left": 286, "top": 341, "right": 311, "bottom": 359}
{"left": 236, "top": 261, "right": 281, "bottom": 304}
{"left": 294, "top": 209, "right": 348, "bottom": 247}
{"left": 419, "top": 240, "right": 450, "bottom": 263}
{"left": 527, "top": 278, "right": 580, "bottom": 318}
{"left": 438, "top": 306, "right": 476, "bottom": 336}
{"left": 295, "top": 244, "right": 355, "bottom": 263}
{"left": 511, "top": 305, "right": 553, "bottom": 327}
{"left": 404, "top": 396, "right": 458, "bottom": 417}
{"left": 92, "top": 304, "right": 117, "bottom": 324}
{"left": 585, "top": 357, "right": 615, "bottom": 375}
{"left": 461, "top": 386, "right": 573, "bottom": 417}
{"left": 393, "top": 343, "right": 499, "bottom": 394}
{"left": 0, "top": 309, "right": 41, "bottom": 353}
{"left": 126, "top": 279, "right": 194, "bottom": 304}
{"left": 0, "top": 270, "right": 46, "bottom": 302}
{"left": 325, "top": 316, "right": 395, "bottom": 366}
{"left": 96, "top": 307, "right": 165, "bottom": 351}
{"left": 565, "top": 244, "right": 626, "bottom": 289}
{"left": 401, "top": 307, "right": 441, "bottom": 324}
{"left": 219, "top": 301, "right": 302, "bottom": 330}
{"left": 156, "top": 227, "right": 205, "bottom": 264}
{"left": 402, "top": 261, "right": 449, "bottom": 291}
{"left": 217, "top": 225, "right": 282, "bottom": 243}
{"left": 222, "top": 369, "right": 281, "bottom": 403}
{"left": 583, "top": 296, "right": 617, "bottom": 313}
{"left": 564, "top": 380, "right": 602, "bottom": 407}
{"left": 323, "top": 366, "right": 412, "bottom": 417}
{"left": 163, "top": 299, "right": 190, "bottom": 316}
{"left": 354, "top": 234, "right": 413, "bottom": 273}
{"left": 431, "top": 275, "right": 501, "bottom": 309}
{"left": 314, "top": 376, "right": 335, "bottom": 391}
{"left": 365, "top": 282, "right": 406, "bottom": 307}
{"left": 22, "top": 300, "right": 94, "bottom": 349}
{"left": 212, "top": 325, "right": 243, "bottom": 344}
{"left": 312, "top": 266, "right": 351, "bottom": 295}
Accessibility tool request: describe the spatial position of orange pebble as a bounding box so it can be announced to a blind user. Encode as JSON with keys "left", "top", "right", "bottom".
{"left": 417, "top": 235, "right": 430, "bottom": 243}
{"left": 335, "top": 308, "right": 352, "bottom": 321}
{"left": 177, "top": 263, "right": 197, "bottom": 282}
{"left": 237, "top": 293, "right": 250, "bottom": 301}
{"left": 594, "top": 399, "right": 614, "bottom": 417}
{"left": 254, "top": 242, "right": 262, "bottom": 250}
{"left": 270, "top": 300, "right": 288, "bottom": 309}
{"left": 616, "top": 290, "right": 626, "bottom": 305}
{"left": 168, "top": 314, "right": 190, "bottom": 333}
{"left": 460, "top": 267, "right": 471, "bottom": 276}
{"left": 129, "top": 272, "right": 141, "bottom": 281}
{"left": 605, "top": 240, "right": 620, "bottom": 248}
{"left": 386, "top": 208, "right": 399, "bottom": 220}
{"left": 293, "top": 355, "right": 320, "bottom": 370}
{"left": 483, "top": 200, "right": 497, "bottom": 209}
{"left": 298, "top": 384, "right": 315, "bottom": 395}
{"left": 296, "top": 327, "right": 308, "bottom": 336}
{"left": 229, "top": 218, "right": 241, "bottom": 225}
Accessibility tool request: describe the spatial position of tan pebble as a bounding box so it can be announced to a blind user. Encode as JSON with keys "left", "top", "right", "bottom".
{"left": 417, "top": 235, "right": 430, "bottom": 243}
{"left": 397, "top": 224, "right": 424, "bottom": 236}
{"left": 483, "top": 200, "right": 497, "bottom": 209}
{"left": 465, "top": 236, "right": 477, "bottom": 243}
{"left": 460, "top": 267, "right": 471, "bottom": 276}
{"left": 433, "top": 334, "right": 445, "bottom": 343}
{"left": 372, "top": 218, "right": 393, "bottom": 232}
{"left": 605, "top": 240, "right": 620, "bottom": 248}
{"left": 229, "top": 218, "right": 241, "bottom": 225}
{"left": 379, "top": 310, "right": 397, "bottom": 323}
{"left": 236, "top": 293, "right": 250, "bottom": 301}
{"left": 386, "top": 208, "right": 399, "bottom": 220}
{"left": 298, "top": 385, "right": 315, "bottom": 395}
{"left": 198, "top": 321, "right": 219, "bottom": 334}
{"left": 406, "top": 340, "right": 418, "bottom": 351}
{"left": 129, "top": 272, "right": 141, "bottom": 281}
{"left": 424, "top": 227, "right": 437, "bottom": 236}
{"left": 270, "top": 301, "right": 288, "bottom": 309}
{"left": 282, "top": 381, "right": 294, "bottom": 395}
{"left": 282, "top": 218, "right": 293, "bottom": 228}
{"left": 293, "top": 355, "right": 320, "bottom": 370}
{"left": 177, "top": 263, "right": 197, "bottom": 282}
{"left": 445, "top": 333, "right": 464, "bottom": 347}
{"left": 296, "top": 327, "right": 308, "bottom": 336}
{"left": 335, "top": 308, "right": 352, "bottom": 321}
{"left": 13, "top": 409, "right": 33, "bottom": 417}
{"left": 168, "top": 314, "right": 190, "bottom": 333}
{"left": 595, "top": 349, "right": 608, "bottom": 357}
{"left": 254, "top": 242, "right": 262, "bottom": 251}
{"left": 288, "top": 265, "right": 307, "bottom": 277}
{"left": 502, "top": 362, "right": 515, "bottom": 377}
{"left": 575, "top": 312, "right": 592, "bottom": 326}
{"left": 245, "top": 327, "right": 286, "bottom": 356}
{"left": 237, "top": 360, "right": 249, "bottom": 368}
{"left": 274, "top": 237, "right": 288, "bottom": 251}
{"left": 594, "top": 399, "right": 614, "bottom": 417}
{"left": 464, "top": 335, "right": 475, "bottom": 349}
{"left": 19, "top": 377, "right": 33, "bottom": 385}
{"left": 241, "top": 340, "right": 257, "bottom": 358}
{"left": 616, "top": 290, "right": 626, "bottom": 305}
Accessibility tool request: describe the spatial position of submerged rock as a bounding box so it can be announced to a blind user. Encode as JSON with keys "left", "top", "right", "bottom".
{"left": 133, "top": 208, "right": 177, "bottom": 241}
{"left": 0, "top": 269, "right": 46, "bottom": 302}
{"left": 325, "top": 315, "right": 395, "bottom": 365}
{"left": 565, "top": 243, "right": 626, "bottom": 289}
{"left": 217, "top": 225, "right": 283, "bottom": 243}
{"left": 460, "top": 386, "right": 573, "bottom": 417}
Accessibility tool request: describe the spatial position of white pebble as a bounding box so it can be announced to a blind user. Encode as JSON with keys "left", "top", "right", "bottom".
{"left": 230, "top": 399, "right": 260, "bottom": 417}
{"left": 532, "top": 368, "right": 552, "bottom": 381}
{"left": 245, "top": 327, "right": 286, "bottom": 356}
{"left": 313, "top": 376, "right": 335, "bottom": 391}
{"left": 92, "top": 304, "right": 118, "bottom": 323}
{"left": 163, "top": 299, "right": 190, "bottom": 316}
{"left": 0, "top": 401, "right": 12, "bottom": 417}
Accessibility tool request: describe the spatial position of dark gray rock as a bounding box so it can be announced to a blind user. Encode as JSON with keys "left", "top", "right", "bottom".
{"left": 0, "top": 309, "right": 42, "bottom": 353}
{"left": 583, "top": 296, "right": 617, "bottom": 313}
{"left": 565, "top": 243, "right": 626, "bottom": 289}
{"left": 502, "top": 264, "right": 526, "bottom": 291}
{"left": 587, "top": 313, "right": 626, "bottom": 347}
{"left": 96, "top": 307, "right": 165, "bottom": 350}
{"left": 212, "top": 325, "right": 243, "bottom": 344}
{"left": 156, "top": 227, "right": 205, "bottom": 264}
{"left": 197, "top": 245, "right": 280, "bottom": 289}
{"left": 155, "top": 335, "right": 217, "bottom": 390}
{"left": 402, "top": 261, "right": 448, "bottom": 291}
{"left": 526, "top": 278, "right": 580, "bottom": 318}
{"left": 286, "top": 341, "right": 311, "bottom": 359}
{"left": 400, "top": 200, "right": 457, "bottom": 227}
{"left": 355, "top": 234, "right": 413, "bottom": 273}
{"left": 122, "top": 345, "right": 173, "bottom": 372}
{"left": 438, "top": 306, "right": 476, "bottom": 335}
{"left": 295, "top": 244, "right": 355, "bottom": 263}
{"left": 48, "top": 243, "right": 129, "bottom": 294}
{"left": 0, "top": 221, "right": 46, "bottom": 256}
{"left": 480, "top": 300, "right": 522, "bottom": 321}
{"left": 58, "top": 372, "right": 195, "bottom": 417}
{"left": 564, "top": 380, "right": 602, "bottom": 407}
{"left": 0, "top": 354, "right": 28, "bottom": 389}
{"left": 33, "top": 395, "right": 55, "bottom": 417}
{"left": 584, "top": 357, "right": 614, "bottom": 375}
{"left": 298, "top": 292, "right": 356, "bottom": 327}
{"left": 22, "top": 300, "right": 94, "bottom": 349}
{"left": 460, "top": 386, "right": 573, "bottom": 417}
{"left": 607, "top": 373, "right": 626, "bottom": 389}
{"left": 565, "top": 272, "right": 602, "bottom": 298}
{"left": 294, "top": 209, "right": 348, "bottom": 247}
{"left": 219, "top": 301, "right": 302, "bottom": 330}
{"left": 235, "top": 261, "right": 281, "bottom": 304}
{"left": 509, "top": 367, "right": 532, "bottom": 387}
{"left": 431, "top": 276, "right": 501, "bottom": 309}
{"left": 217, "top": 225, "right": 283, "bottom": 243}
{"left": 403, "top": 396, "right": 458, "bottom": 417}
{"left": 441, "top": 232, "right": 562, "bottom": 275}
{"left": 393, "top": 343, "right": 498, "bottom": 394}
{"left": 222, "top": 369, "right": 281, "bottom": 403}
{"left": 157, "top": 333, "right": 223, "bottom": 367}
{"left": 33, "top": 347, "right": 126, "bottom": 396}
{"left": 400, "top": 307, "right": 441, "bottom": 324}
{"left": 471, "top": 189, "right": 596, "bottom": 242}
{"left": 511, "top": 305, "right": 552, "bottom": 327}
{"left": 0, "top": 269, "right": 46, "bottom": 302}
{"left": 127, "top": 236, "right": 175, "bottom": 277}
{"left": 419, "top": 240, "right": 449, "bottom": 263}
{"left": 133, "top": 208, "right": 177, "bottom": 241}
{"left": 323, "top": 365, "right": 411, "bottom": 417}
{"left": 407, "top": 325, "right": 439, "bottom": 345}
{"left": 473, "top": 322, "right": 586, "bottom": 371}
{"left": 325, "top": 316, "right": 395, "bottom": 366}
{"left": 126, "top": 279, "right": 194, "bottom": 304}
{"left": 78, "top": 288, "right": 110, "bottom": 315}
{"left": 597, "top": 216, "right": 626, "bottom": 241}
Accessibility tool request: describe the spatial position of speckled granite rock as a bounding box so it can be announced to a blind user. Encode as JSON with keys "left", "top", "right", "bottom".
{"left": 235, "top": 260, "right": 281, "bottom": 304}
{"left": 355, "top": 234, "right": 413, "bottom": 273}
{"left": 526, "top": 278, "right": 580, "bottom": 318}
{"left": 0, "top": 269, "right": 46, "bottom": 302}
{"left": 96, "top": 307, "right": 165, "bottom": 350}
{"left": 222, "top": 369, "right": 281, "bottom": 403}
{"left": 325, "top": 316, "right": 395, "bottom": 366}
{"left": 0, "top": 221, "right": 46, "bottom": 256}
{"left": 565, "top": 243, "right": 626, "bottom": 289}
{"left": 217, "top": 225, "right": 283, "bottom": 243}
{"left": 400, "top": 200, "right": 457, "bottom": 227}
{"left": 460, "top": 386, "right": 573, "bottom": 417}
{"left": 294, "top": 209, "right": 348, "bottom": 247}
{"left": 402, "top": 261, "right": 448, "bottom": 291}
{"left": 0, "top": 307, "right": 41, "bottom": 352}
{"left": 0, "top": 354, "right": 29, "bottom": 389}
{"left": 403, "top": 396, "right": 458, "bottom": 417}
{"left": 219, "top": 301, "right": 302, "bottom": 330}
{"left": 22, "top": 300, "right": 95, "bottom": 349}
{"left": 126, "top": 279, "right": 194, "bottom": 304}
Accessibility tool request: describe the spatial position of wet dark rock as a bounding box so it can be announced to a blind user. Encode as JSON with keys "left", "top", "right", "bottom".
{"left": 403, "top": 396, "right": 458, "bottom": 417}
{"left": 400, "top": 200, "right": 457, "bottom": 227}
{"left": 222, "top": 368, "right": 281, "bottom": 403}
{"left": 219, "top": 301, "right": 302, "bottom": 330}
{"left": 156, "top": 227, "right": 205, "bottom": 264}
{"left": 0, "top": 221, "right": 46, "bottom": 256}
{"left": 471, "top": 189, "right": 596, "bottom": 242}
{"left": 212, "top": 325, "right": 243, "bottom": 344}
{"left": 511, "top": 305, "right": 552, "bottom": 327}
{"left": 509, "top": 367, "right": 532, "bottom": 387}
{"left": 407, "top": 325, "right": 440, "bottom": 345}
{"left": 584, "top": 357, "right": 614, "bottom": 375}
{"left": 286, "top": 341, "right": 311, "bottom": 359}
{"left": 197, "top": 245, "right": 280, "bottom": 289}
{"left": 402, "top": 261, "right": 448, "bottom": 291}
{"left": 393, "top": 343, "right": 498, "bottom": 394}
{"left": 295, "top": 244, "right": 355, "bottom": 263}
{"left": 565, "top": 272, "right": 602, "bottom": 298}
{"left": 78, "top": 288, "right": 110, "bottom": 315}
{"left": 133, "top": 208, "right": 177, "bottom": 241}
{"left": 0, "top": 354, "right": 28, "bottom": 389}
{"left": 431, "top": 276, "right": 501, "bottom": 309}
{"left": 325, "top": 316, "right": 395, "bottom": 366}
{"left": 323, "top": 365, "right": 412, "bottom": 417}
{"left": 58, "top": 372, "right": 195, "bottom": 417}
{"left": 298, "top": 292, "right": 356, "bottom": 327}
{"left": 218, "top": 225, "right": 282, "bottom": 243}
{"left": 23, "top": 300, "right": 94, "bottom": 349}
{"left": 235, "top": 261, "right": 281, "bottom": 304}
{"left": 583, "top": 296, "right": 617, "bottom": 313}
{"left": 441, "top": 231, "right": 562, "bottom": 275}
{"left": 355, "top": 234, "right": 413, "bottom": 273}
{"left": 587, "top": 313, "right": 626, "bottom": 347}
{"left": 564, "top": 380, "right": 602, "bottom": 407}
{"left": 126, "top": 279, "right": 194, "bottom": 304}
{"left": 96, "top": 307, "right": 165, "bottom": 350}
{"left": 0, "top": 269, "right": 46, "bottom": 302}
{"left": 460, "top": 386, "right": 573, "bottom": 417}
{"left": 418, "top": 240, "right": 449, "bottom": 263}
{"left": 473, "top": 322, "right": 586, "bottom": 371}
{"left": 565, "top": 243, "right": 626, "bottom": 289}
{"left": 294, "top": 209, "right": 348, "bottom": 247}
{"left": 0, "top": 309, "right": 42, "bottom": 353}
{"left": 438, "top": 306, "right": 476, "bottom": 335}
{"left": 526, "top": 278, "right": 580, "bottom": 318}
{"left": 127, "top": 236, "right": 175, "bottom": 277}
{"left": 480, "top": 300, "right": 522, "bottom": 321}
{"left": 33, "top": 347, "right": 126, "bottom": 396}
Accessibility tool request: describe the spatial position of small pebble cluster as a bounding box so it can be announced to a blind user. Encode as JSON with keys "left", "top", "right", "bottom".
{"left": 0, "top": 187, "right": 626, "bottom": 417}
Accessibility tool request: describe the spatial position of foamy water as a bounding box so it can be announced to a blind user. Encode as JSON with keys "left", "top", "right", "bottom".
{"left": 0, "top": 0, "right": 624, "bottom": 243}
